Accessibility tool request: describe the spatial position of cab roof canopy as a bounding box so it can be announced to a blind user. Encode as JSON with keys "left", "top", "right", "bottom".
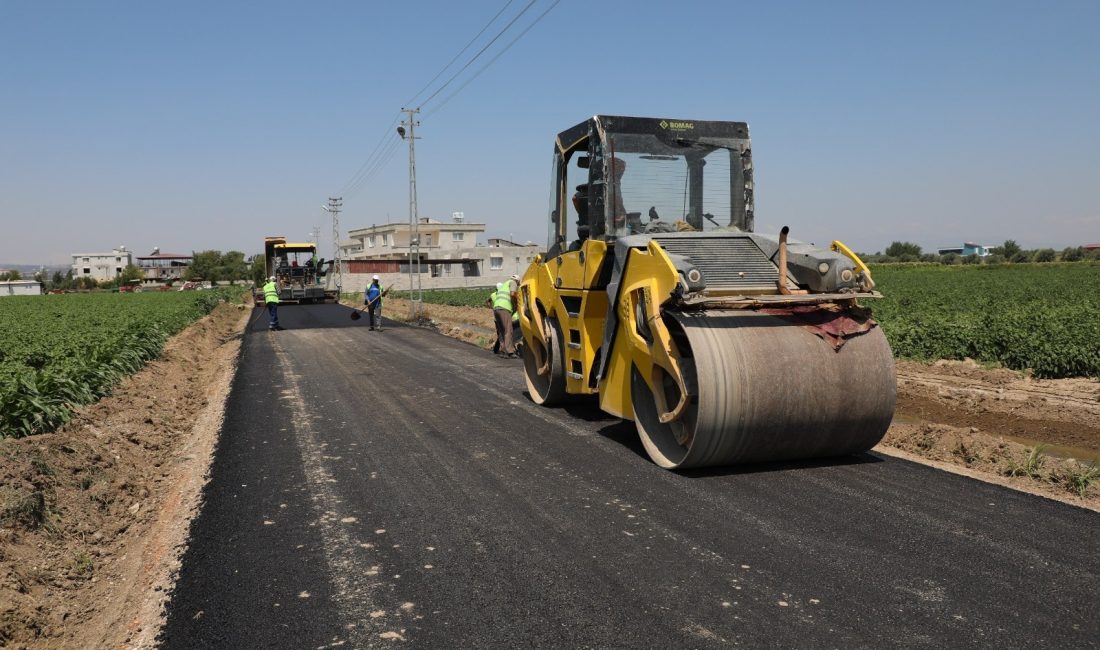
{"left": 274, "top": 243, "right": 317, "bottom": 253}
{"left": 555, "top": 115, "right": 750, "bottom": 156}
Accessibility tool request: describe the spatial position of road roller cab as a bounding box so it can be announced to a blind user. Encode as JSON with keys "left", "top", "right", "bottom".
{"left": 518, "top": 116, "right": 896, "bottom": 469}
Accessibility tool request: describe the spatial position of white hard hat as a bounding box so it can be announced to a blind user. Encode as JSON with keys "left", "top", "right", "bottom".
{"left": 372, "top": 274, "right": 380, "bottom": 280}
{"left": 510, "top": 274, "right": 520, "bottom": 281}
{"left": 268, "top": 276, "right": 276, "bottom": 282}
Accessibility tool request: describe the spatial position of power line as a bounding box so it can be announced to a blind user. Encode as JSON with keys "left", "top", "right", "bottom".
{"left": 403, "top": 0, "right": 516, "bottom": 108}
{"left": 424, "top": 0, "right": 561, "bottom": 119}
{"left": 417, "top": 0, "right": 539, "bottom": 110}
{"left": 338, "top": 114, "right": 401, "bottom": 195}
{"left": 343, "top": 136, "right": 404, "bottom": 199}
{"left": 335, "top": 0, "right": 558, "bottom": 199}
{"left": 337, "top": 2, "right": 523, "bottom": 197}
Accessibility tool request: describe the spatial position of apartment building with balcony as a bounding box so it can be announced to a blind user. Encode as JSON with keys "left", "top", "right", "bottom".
{"left": 342, "top": 213, "right": 542, "bottom": 292}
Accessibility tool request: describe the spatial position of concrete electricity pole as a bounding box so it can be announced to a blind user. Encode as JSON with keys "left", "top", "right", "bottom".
{"left": 398, "top": 108, "right": 421, "bottom": 320}
{"left": 322, "top": 197, "right": 343, "bottom": 296}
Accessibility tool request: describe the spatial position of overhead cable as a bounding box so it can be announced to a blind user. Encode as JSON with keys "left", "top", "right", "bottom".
{"left": 403, "top": 0, "right": 516, "bottom": 108}
{"left": 416, "top": 0, "right": 539, "bottom": 110}
{"left": 424, "top": 0, "right": 561, "bottom": 119}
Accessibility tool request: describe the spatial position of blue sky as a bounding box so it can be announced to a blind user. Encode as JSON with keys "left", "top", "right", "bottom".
{"left": 2, "top": 0, "right": 1097, "bottom": 265}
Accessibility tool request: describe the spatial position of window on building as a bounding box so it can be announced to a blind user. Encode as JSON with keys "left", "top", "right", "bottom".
{"left": 367, "top": 236, "right": 375, "bottom": 247}
{"left": 83, "top": 257, "right": 89, "bottom": 263}
{"left": 452, "top": 232, "right": 464, "bottom": 242}
{"left": 116, "top": 268, "right": 122, "bottom": 274}
{"left": 83, "top": 268, "right": 90, "bottom": 275}
{"left": 116, "top": 257, "right": 121, "bottom": 263}
{"left": 490, "top": 255, "right": 503, "bottom": 270}
{"left": 443, "top": 263, "right": 452, "bottom": 275}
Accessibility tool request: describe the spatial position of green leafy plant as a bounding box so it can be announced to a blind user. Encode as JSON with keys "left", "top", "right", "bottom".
{"left": 873, "top": 263, "right": 1100, "bottom": 378}
{"left": 0, "top": 289, "right": 236, "bottom": 438}
{"left": 1004, "top": 445, "right": 1049, "bottom": 479}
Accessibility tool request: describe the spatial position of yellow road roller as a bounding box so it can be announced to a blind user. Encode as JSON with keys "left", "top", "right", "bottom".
{"left": 518, "top": 116, "right": 895, "bottom": 469}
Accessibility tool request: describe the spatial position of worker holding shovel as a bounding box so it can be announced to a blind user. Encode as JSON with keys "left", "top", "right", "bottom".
{"left": 364, "top": 275, "right": 389, "bottom": 331}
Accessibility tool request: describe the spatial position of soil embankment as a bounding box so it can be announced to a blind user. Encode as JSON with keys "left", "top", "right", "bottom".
{"left": 0, "top": 302, "right": 249, "bottom": 648}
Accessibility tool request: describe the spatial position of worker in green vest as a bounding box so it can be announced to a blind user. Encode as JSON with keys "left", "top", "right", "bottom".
{"left": 263, "top": 276, "right": 283, "bottom": 330}
{"left": 489, "top": 274, "right": 519, "bottom": 357}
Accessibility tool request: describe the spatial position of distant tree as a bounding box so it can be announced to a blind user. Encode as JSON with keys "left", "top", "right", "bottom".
{"left": 962, "top": 254, "right": 980, "bottom": 265}
{"left": 0, "top": 270, "right": 22, "bottom": 281}
{"left": 1009, "top": 250, "right": 1032, "bottom": 263}
{"left": 251, "top": 254, "right": 267, "bottom": 286}
{"left": 51, "top": 270, "right": 65, "bottom": 288}
{"left": 985, "top": 253, "right": 1006, "bottom": 264}
{"left": 1033, "top": 248, "right": 1056, "bottom": 263}
{"left": 186, "top": 250, "right": 223, "bottom": 281}
{"left": 1089, "top": 249, "right": 1100, "bottom": 261}
{"left": 218, "top": 251, "right": 249, "bottom": 282}
{"left": 920, "top": 253, "right": 938, "bottom": 263}
{"left": 119, "top": 264, "right": 144, "bottom": 283}
{"left": 940, "top": 253, "right": 960, "bottom": 265}
{"left": 1060, "top": 246, "right": 1085, "bottom": 262}
{"left": 885, "top": 241, "right": 922, "bottom": 258}
{"left": 1001, "top": 240, "right": 1022, "bottom": 259}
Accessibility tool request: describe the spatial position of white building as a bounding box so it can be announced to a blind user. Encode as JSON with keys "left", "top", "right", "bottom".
{"left": 72, "top": 246, "right": 133, "bottom": 282}
{"left": 0, "top": 280, "right": 43, "bottom": 296}
{"left": 341, "top": 214, "right": 542, "bottom": 292}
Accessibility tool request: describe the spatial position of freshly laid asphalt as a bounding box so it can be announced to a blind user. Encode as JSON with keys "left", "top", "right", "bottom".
{"left": 160, "top": 303, "right": 1099, "bottom": 649}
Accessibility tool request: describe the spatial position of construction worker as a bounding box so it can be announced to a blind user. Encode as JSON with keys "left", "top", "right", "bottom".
{"left": 262, "top": 275, "right": 282, "bottom": 330}
{"left": 490, "top": 274, "right": 520, "bottom": 357}
{"left": 364, "top": 275, "right": 388, "bottom": 331}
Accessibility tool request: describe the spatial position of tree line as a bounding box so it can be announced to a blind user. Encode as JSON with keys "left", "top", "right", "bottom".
{"left": 861, "top": 240, "right": 1100, "bottom": 265}
{"left": 6, "top": 250, "right": 267, "bottom": 291}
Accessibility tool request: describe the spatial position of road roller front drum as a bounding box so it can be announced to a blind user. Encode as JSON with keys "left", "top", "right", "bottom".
{"left": 630, "top": 310, "right": 896, "bottom": 469}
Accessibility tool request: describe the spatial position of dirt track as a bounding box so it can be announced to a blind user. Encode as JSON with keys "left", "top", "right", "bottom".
{"left": 1, "top": 298, "right": 1097, "bottom": 647}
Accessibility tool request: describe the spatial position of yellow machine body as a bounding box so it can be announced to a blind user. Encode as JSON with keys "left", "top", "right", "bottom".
{"left": 519, "top": 116, "right": 896, "bottom": 469}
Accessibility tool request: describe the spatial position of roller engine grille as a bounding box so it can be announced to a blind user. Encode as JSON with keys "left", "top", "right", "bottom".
{"left": 651, "top": 235, "right": 780, "bottom": 291}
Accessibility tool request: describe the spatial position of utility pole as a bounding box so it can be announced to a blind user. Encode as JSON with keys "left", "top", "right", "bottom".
{"left": 398, "top": 108, "right": 422, "bottom": 320}
{"left": 324, "top": 197, "right": 343, "bottom": 297}
{"left": 310, "top": 225, "right": 321, "bottom": 247}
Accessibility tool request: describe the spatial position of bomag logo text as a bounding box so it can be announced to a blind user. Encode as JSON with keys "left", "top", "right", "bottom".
{"left": 660, "top": 120, "right": 694, "bottom": 130}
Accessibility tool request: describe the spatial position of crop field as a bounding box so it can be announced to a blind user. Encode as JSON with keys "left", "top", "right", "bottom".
{"left": 0, "top": 290, "right": 236, "bottom": 438}
{"left": 389, "top": 287, "right": 489, "bottom": 307}
{"left": 396, "top": 263, "right": 1100, "bottom": 379}
{"left": 872, "top": 263, "right": 1100, "bottom": 378}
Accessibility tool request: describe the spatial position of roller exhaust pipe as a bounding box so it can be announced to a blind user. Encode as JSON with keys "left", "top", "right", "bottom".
{"left": 777, "top": 226, "right": 791, "bottom": 295}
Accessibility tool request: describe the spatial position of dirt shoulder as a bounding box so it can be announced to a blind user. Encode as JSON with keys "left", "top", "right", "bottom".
{"left": 367, "top": 299, "right": 1100, "bottom": 510}
{"left": 0, "top": 302, "right": 249, "bottom": 649}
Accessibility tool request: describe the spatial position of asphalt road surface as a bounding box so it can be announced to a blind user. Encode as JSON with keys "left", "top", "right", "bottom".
{"left": 161, "top": 304, "right": 1099, "bottom": 648}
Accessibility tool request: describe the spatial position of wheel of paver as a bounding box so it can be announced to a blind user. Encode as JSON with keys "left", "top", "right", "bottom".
{"left": 631, "top": 310, "right": 896, "bottom": 469}
{"left": 524, "top": 317, "right": 566, "bottom": 405}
